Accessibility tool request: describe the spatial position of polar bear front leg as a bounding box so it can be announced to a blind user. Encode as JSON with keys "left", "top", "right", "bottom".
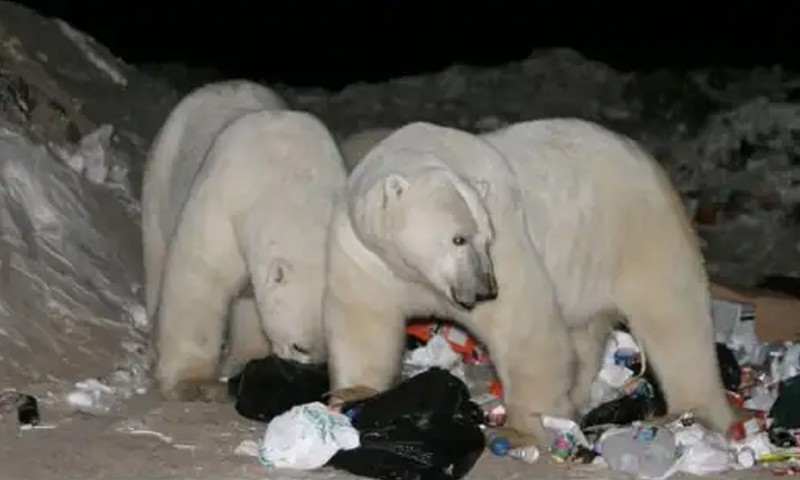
{"left": 154, "top": 218, "right": 247, "bottom": 402}
{"left": 323, "top": 288, "right": 407, "bottom": 395}
{"left": 478, "top": 311, "right": 576, "bottom": 451}
{"left": 469, "top": 239, "right": 577, "bottom": 451}
{"left": 220, "top": 297, "right": 271, "bottom": 378}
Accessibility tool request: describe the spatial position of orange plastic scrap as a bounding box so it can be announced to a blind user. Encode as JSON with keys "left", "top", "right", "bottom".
{"left": 489, "top": 380, "right": 503, "bottom": 398}
{"left": 405, "top": 323, "right": 434, "bottom": 342}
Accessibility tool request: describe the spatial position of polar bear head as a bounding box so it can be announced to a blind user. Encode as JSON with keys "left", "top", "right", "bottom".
{"left": 351, "top": 150, "right": 498, "bottom": 310}
{"left": 256, "top": 254, "right": 327, "bottom": 364}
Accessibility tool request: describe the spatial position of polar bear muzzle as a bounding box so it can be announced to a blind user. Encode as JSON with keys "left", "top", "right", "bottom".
{"left": 449, "top": 246, "right": 498, "bottom": 309}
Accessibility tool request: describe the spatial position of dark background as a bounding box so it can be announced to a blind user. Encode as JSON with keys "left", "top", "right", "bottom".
{"left": 14, "top": 0, "right": 800, "bottom": 89}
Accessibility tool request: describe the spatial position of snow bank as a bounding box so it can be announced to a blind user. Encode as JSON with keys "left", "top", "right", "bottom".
{"left": 0, "top": 1, "right": 175, "bottom": 400}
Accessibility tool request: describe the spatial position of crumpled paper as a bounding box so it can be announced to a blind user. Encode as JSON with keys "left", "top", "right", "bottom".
{"left": 258, "top": 402, "right": 360, "bottom": 470}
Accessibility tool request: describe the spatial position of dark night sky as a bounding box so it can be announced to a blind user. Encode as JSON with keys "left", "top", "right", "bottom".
{"left": 14, "top": 0, "right": 800, "bottom": 89}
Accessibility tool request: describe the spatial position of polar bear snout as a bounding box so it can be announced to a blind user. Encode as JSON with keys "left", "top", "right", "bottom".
{"left": 476, "top": 271, "right": 499, "bottom": 301}
{"left": 449, "top": 250, "right": 498, "bottom": 310}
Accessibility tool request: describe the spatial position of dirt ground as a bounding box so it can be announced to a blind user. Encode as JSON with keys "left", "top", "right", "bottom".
{"left": 0, "top": 386, "right": 785, "bottom": 480}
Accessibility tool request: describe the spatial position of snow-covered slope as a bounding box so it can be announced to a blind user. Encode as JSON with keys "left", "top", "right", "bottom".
{"left": 0, "top": 0, "right": 175, "bottom": 396}
{"left": 3, "top": 0, "right": 800, "bottom": 409}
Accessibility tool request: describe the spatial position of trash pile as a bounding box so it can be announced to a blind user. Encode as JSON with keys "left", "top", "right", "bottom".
{"left": 228, "top": 277, "right": 800, "bottom": 480}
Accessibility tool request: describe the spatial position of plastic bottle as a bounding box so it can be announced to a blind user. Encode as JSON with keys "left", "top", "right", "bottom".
{"left": 487, "top": 432, "right": 541, "bottom": 464}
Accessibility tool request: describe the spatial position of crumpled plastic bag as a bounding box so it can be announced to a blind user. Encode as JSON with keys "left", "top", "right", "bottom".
{"left": 599, "top": 425, "right": 678, "bottom": 479}
{"left": 667, "top": 423, "right": 737, "bottom": 476}
{"left": 402, "top": 333, "right": 464, "bottom": 380}
{"left": 227, "top": 355, "right": 330, "bottom": 423}
{"left": 258, "top": 401, "right": 360, "bottom": 470}
{"left": 328, "top": 367, "right": 486, "bottom": 480}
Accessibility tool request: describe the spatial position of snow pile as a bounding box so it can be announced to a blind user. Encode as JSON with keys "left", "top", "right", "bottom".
{"left": 0, "top": 0, "right": 175, "bottom": 406}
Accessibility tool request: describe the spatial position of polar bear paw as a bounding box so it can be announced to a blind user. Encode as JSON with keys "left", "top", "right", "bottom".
{"left": 161, "top": 379, "right": 231, "bottom": 403}
{"left": 324, "top": 385, "right": 379, "bottom": 409}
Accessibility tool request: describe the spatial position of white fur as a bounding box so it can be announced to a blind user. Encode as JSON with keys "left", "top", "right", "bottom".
{"left": 142, "top": 80, "right": 286, "bottom": 380}
{"left": 142, "top": 80, "right": 285, "bottom": 318}
{"left": 145, "top": 101, "right": 346, "bottom": 399}
{"left": 339, "top": 128, "right": 395, "bottom": 173}
{"left": 323, "top": 119, "right": 733, "bottom": 447}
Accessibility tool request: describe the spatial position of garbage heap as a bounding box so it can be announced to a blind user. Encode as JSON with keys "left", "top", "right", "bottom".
{"left": 228, "top": 276, "right": 800, "bottom": 480}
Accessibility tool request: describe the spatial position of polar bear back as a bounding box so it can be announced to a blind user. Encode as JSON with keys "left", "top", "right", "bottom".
{"left": 339, "top": 127, "right": 395, "bottom": 173}
{"left": 188, "top": 109, "right": 347, "bottom": 250}
{"left": 350, "top": 121, "right": 523, "bottom": 215}
{"left": 146, "top": 80, "right": 285, "bottom": 246}
{"left": 142, "top": 80, "right": 285, "bottom": 314}
{"left": 483, "top": 118, "right": 696, "bottom": 320}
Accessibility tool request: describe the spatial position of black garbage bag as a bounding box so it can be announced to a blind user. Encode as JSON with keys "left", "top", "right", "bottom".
{"left": 769, "top": 374, "right": 800, "bottom": 429}
{"left": 227, "top": 355, "right": 330, "bottom": 423}
{"left": 580, "top": 342, "right": 739, "bottom": 429}
{"left": 715, "top": 342, "right": 742, "bottom": 392}
{"left": 327, "top": 368, "right": 486, "bottom": 480}
{"left": 580, "top": 374, "right": 668, "bottom": 430}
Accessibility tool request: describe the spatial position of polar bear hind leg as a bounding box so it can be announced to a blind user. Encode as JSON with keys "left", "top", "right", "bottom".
{"left": 567, "top": 311, "right": 618, "bottom": 411}
{"left": 154, "top": 200, "right": 247, "bottom": 402}
{"left": 614, "top": 210, "right": 734, "bottom": 433}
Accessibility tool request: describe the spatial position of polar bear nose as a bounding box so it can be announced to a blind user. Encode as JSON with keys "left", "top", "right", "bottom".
{"left": 475, "top": 273, "right": 498, "bottom": 302}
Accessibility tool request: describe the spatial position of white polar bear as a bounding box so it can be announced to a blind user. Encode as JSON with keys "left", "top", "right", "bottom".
{"left": 142, "top": 80, "right": 287, "bottom": 380}
{"left": 338, "top": 127, "right": 395, "bottom": 173}
{"left": 144, "top": 105, "right": 346, "bottom": 401}
{"left": 323, "top": 119, "right": 733, "bottom": 448}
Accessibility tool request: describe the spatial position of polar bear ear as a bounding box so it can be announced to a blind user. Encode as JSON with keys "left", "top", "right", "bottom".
{"left": 267, "top": 257, "right": 293, "bottom": 286}
{"left": 471, "top": 178, "right": 490, "bottom": 200}
{"left": 381, "top": 174, "right": 409, "bottom": 209}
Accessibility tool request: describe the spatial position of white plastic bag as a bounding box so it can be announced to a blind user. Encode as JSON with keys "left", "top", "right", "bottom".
{"left": 258, "top": 401, "right": 360, "bottom": 470}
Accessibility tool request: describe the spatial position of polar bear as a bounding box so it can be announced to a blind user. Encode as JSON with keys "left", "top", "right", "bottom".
{"left": 338, "top": 127, "right": 395, "bottom": 172}
{"left": 142, "top": 80, "right": 287, "bottom": 317}
{"left": 323, "top": 120, "right": 733, "bottom": 448}
{"left": 146, "top": 108, "right": 346, "bottom": 401}
{"left": 142, "top": 80, "right": 287, "bottom": 379}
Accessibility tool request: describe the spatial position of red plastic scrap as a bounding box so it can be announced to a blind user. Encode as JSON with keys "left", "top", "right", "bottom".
{"left": 727, "top": 411, "right": 768, "bottom": 442}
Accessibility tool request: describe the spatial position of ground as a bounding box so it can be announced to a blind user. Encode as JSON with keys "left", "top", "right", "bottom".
{"left": 0, "top": 394, "right": 702, "bottom": 479}
{"left": 0, "top": 1, "right": 798, "bottom": 478}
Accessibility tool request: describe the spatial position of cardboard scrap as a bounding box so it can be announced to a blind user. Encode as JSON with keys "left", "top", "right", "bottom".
{"left": 710, "top": 280, "right": 800, "bottom": 343}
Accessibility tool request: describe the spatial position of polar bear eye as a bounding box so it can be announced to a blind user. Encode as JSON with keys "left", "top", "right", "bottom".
{"left": 452, "top": 235, "right": 467, "bottom": 246}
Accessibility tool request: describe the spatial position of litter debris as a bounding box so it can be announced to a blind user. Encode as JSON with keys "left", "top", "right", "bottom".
{"left": 599, "top": 425, "right": 678, "bottom": 479}
{"left": 769, "top": 374, "right": 800, "bottom": 429}
{"left": 0, "top": 390, "right": 40, "bottom": 426}
{"left": 710, "top": 279, "right": 800, "bottom": 344}
{"left": 402, "top": 332, "right": 464, "bottom": 380}
{"left": 229, "top": 309, "right": 800, "bottom": 479}
{"left": 258, "top": 401, "right": 359, "bottom": 470}
{"left": 66, "top": 378, "right": 117, "bottom": 415}
{"left": 328, "top": 368, "right": 485, "bottom": 480}
{"left": 234, "top": 439, "right": 260, "bottom": 457}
